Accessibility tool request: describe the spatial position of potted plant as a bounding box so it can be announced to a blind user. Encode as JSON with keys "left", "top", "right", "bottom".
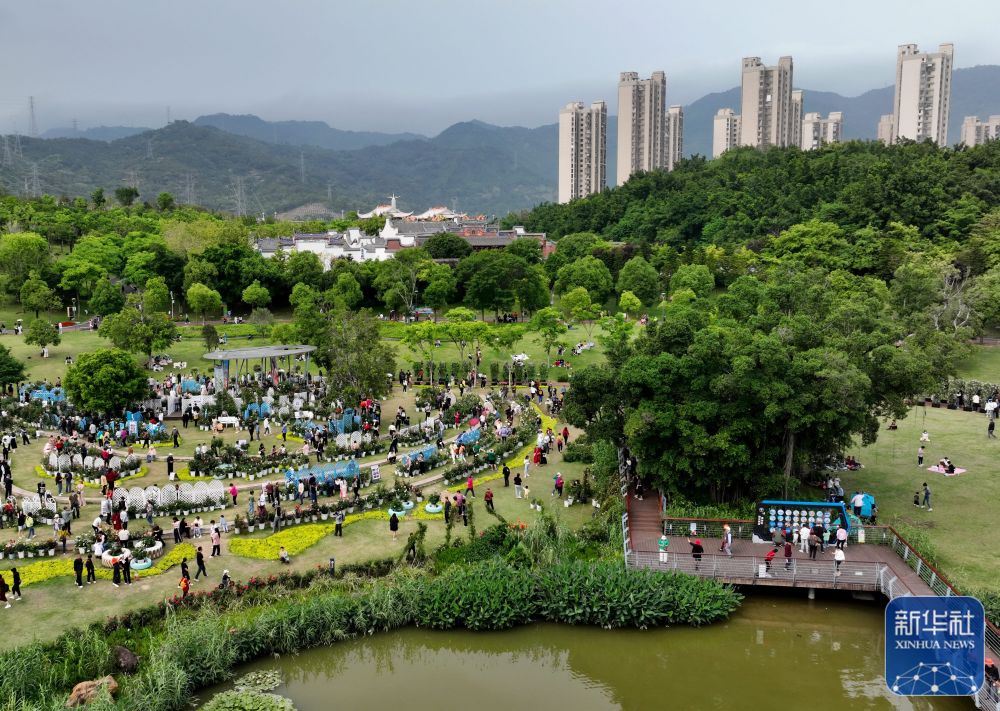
{"left": 320, "top": 504, "right": 330, "bottom": 521}
{"left": 424, "top": 493, "right": 443, "bottom": 514}
{"left": 294, "top": 505, "right": 302, "bottom": 525}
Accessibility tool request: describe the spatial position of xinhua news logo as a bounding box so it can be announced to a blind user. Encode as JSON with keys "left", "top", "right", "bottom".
{"left": 885, "top": 596, "right": 985, "bottom": 696}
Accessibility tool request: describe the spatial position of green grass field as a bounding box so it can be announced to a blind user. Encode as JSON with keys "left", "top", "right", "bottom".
{"left": 840, "top": 405, "right": 999, "bottom": 592}
{"left": 956, "top": 344, "right": 1000, "bottom": 382}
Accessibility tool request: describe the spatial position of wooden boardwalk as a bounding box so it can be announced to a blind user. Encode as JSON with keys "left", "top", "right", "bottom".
{"left": 627, "top": 494, "right": 934, "bottom": 595}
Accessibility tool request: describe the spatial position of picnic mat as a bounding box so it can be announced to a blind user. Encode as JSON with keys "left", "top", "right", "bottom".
{"left": 927, "top": 465, "right": 966, "bottom": 476}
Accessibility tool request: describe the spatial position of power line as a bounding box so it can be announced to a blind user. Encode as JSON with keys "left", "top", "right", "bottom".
{"left": 28, "top": 97, "right": 37, "bottom": 138}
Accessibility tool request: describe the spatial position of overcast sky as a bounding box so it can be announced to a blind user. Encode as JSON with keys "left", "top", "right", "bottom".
{"left": 0, "top": 0, "right": 996, "bottom": 136}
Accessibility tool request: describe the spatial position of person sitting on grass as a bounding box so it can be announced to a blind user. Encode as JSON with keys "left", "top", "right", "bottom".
{"left": 279, "top": 546, "right": 291, "bottom": 564}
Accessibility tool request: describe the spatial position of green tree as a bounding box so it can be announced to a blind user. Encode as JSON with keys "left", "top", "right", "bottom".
{"left": 114, "top": 186, "right": 139, "bottom": 207}
{"left": 248, "top": 307, "right": 275, "bottom": 337}
{"left": 530, "top": 306, "right": 567, "bottom": 365}
{"left": 669, "top": 264, "right": 714, "bottom": 298}
{"left": 284, "top": 251, "right": 324, "bottom": 290}
{"left": 618, "top": 290, "right": 642, "bottom": 316}
{"left": 0, "top": 344, "right": 27, "bottom": 386}
{"left": 554, "top": 255, "right": 614, "bottom": 303}
{"left": 326, "top": 272, "right": 363, "bottom": 310}
{"left": 506, "top": 237, "right": 543, "bottom": 264}
{"left": 616, "top": 256, "right": 660, "bottom": 305}
{"left": 559, "top": 286, "right": 600, "bottom": 339}
{"left": 0, "top": 233, "right": 50, "bottom": 293}
{"left": 202, "top": 324, "right": 220, "bottom": 350}
{"left": 321, "top": 307, "right": 396, "bottom": 401}
{"left": 423, "top": 232, "right": 472, "bottom": 259}
{"left": 24, "top": 318, "right": 61, "bottom": 351}
{"left": 183, "top": 257, "right": 220, "bottom": 293}
{"left": 187, "top": 283, "right": 223, "bottom": 324}
{"left": 64, "top": 348, "right": 150, "bottom": 414}
{"left": 373, "top": 248, "right": 434, "bottom": 315}
{"left": 19, "top": 271, "right": 59, "bottom": 318}
{"left": 241, "top": 279, "right": 271, "bottom": 309}
{"left": 59, "top": 261, "right": 107, "bottom": 307}
{"left": 123, "top": 251, "right": 158, "bottom": 287}
{"left": 88, "top": 279, "right": 125, "bottom": 316}
{"left": 422, "top": 263, "right": 456, "bottom": 316}
{"left": 90, "top": 188, "right": 106, "bottom": 209}
{"left": 98, "top": 299, "right": 177, "bottom": 363}
{"left": 156, "top": 192, "right": 176, "bottom": 212}
{"left": 143, "top": 276, "right": 171, "bottom": 315}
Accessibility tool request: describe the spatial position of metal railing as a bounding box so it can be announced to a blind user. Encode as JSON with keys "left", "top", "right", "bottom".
{"left": 625, "top": 550, "right": 883, "bottom": 590}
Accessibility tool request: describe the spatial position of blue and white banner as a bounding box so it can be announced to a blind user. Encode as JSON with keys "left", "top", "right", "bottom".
{"left": 885, "top": 596, "right": 985, "bottom": 696}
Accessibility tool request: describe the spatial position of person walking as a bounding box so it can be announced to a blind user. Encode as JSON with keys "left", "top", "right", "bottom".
{"left": 720, "top": 524, "right": 733, "bottom": 557}
{"left": 334, "top": 510, "right": 344, "bottom": 537}
{"left": 0, "top": 573, "right": 9, "bottom": 608}
{"left": 687, "top": 537, "right": 704, "bottom": 571}
{"left": 922, "top": 482, "right": 933, "bottom": 511}
{"left": 522, "top": 454, "right": 530, "bottom": 478}
{"left": 989, "top": 420, "right": 996, "bottom": 439}
{"left": 73, "top": 555, "right": 84, "bottom": 588}
{"left": 484, "top": 488, "right": 495, "bottom": 513}
{"left": 179, "top": 574, "right": 190, "bottom": 599}
{"left": 513, "top": 473, "right": 523, "bottom": 499}
{"left": 465, "top": 475, "right": 475, "bottom": 498}
{"left": 851, "top": 491, "right": 864, "bottom": 517}
{"left": 172, "top": 427, "right": 180, "bottom": 448}
{"left": 389, "top": 512, "right": 399, "bottom": 541}
{"left": 552, "top": 473, "right": 564, "bottom": 498}
{"left": 194, "top": 546, "right": 208, "bottom": 580}
{"left": 85, "top": 554, "right": 96, "bottom": 584}
{"left": 783, "top": 540, "right": 794, "bottom": 570}
{"left": 807, "top": 531, "right": 819, "bottom": 560}
{"left": 111, "top": 558, "right": 121, "bottom": 588}
{"left": 502, "top": 463, "right": 510, "bottom": 487}
{"left": 917, "top": 445, "right": 925, "bottom": 467}
{"left": 210, "top": 527, "right": 221, "bottom": 557}
{"left": 443, "top": 496, "right": 452, "bottom": 524}
{"left": 836, "top": 525, "right": 848, "bottom": 550}
{"left": 10, "top": 568, "right": 21, "bottom": 601}
{"left": 834, "top": 547, "right": 846, "bottom": 575}
{"left": 658, "top": 534, "right": 670, "bottom": 563}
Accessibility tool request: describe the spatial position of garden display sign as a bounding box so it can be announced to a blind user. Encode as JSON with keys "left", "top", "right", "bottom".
{"left": 885, "top": 596, "right": 985, "bottom": 696}
{"left": 752, "top": 500, "right": 850, "bottom": 543}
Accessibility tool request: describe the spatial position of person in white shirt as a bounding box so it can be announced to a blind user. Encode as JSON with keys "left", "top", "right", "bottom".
{"left": 799, "top": 524, "right": 811, "bottom": 554}
{"left": 851, "top": 491, "right": 865, "bottom": 517}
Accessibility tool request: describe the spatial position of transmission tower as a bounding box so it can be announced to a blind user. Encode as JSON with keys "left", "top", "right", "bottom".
{"left": 2, "top": 135, "right": 11, "bottom": 167}
{"left": 13, "top": 133, "right": 22, "bottom": 159}
{"left": 30, "top": 163, "right": 40, "bottom": 197}
{"left": 28, "top": 97, "right": 37, "bottom": 137}
{"left": 326, "top": 183, "right": 332, "bottom": 201}
{"left": 299, "top": 151, "right": 305, "bottom": 184}
{"left": 126, "top": 169, "right": 140, "bottom": 190}
{"left": 233, "top": 176, "right": 246, "bottom": 217}
{"left": 184, "top": 172, "right": 196, "bottom": 205}
{"left": 146, "top": 139, "right": 153, "bottom": 159}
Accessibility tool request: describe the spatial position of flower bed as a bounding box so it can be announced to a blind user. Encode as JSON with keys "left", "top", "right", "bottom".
{"left": 230, "top": 509, "right": 444, "bottom": 559}
{"left": 34, "top": 464, "right": 149, "bottom": 488}
{"left": 13, "top": 542, "right": 195, "bottom": 588}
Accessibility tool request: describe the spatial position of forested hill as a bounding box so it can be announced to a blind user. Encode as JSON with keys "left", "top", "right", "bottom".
{"left": 503, "top": 139, "right": 1000, "bottom": 250}
{"left": 1, "top": 121, "right": 555, "bottom": 216}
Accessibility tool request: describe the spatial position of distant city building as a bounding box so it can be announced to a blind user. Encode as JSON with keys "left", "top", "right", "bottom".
{"left": 712, "top": 108, "right": 742, "bottom": 158}
{"left": 616, "top": 71, "right": 667, "bottom": 184}
{"left": 960, "top": 115, "right": 1000, "bottom": 147}
{"left": 801, "top": 112, "right": 844, "bottom": 150}
{"left": 666, "top": 105, "right": 683, "bottom": 170}
{"left": 255, "top": 219, "right": 551, "bottom": 266}
{"left": 790, "top": 90, "right": 804, "bottom": 150}
{"left": 558, "top": 101, "right": 607, "bottom": 203}
{"left": 739, "top": 56, "right": 796, "bottom": 149}
{"left": 883, "top": 43, "right": 954, "bottom": 145}
{"left": 877, "top": 114, "right": 895, "bottom": 145}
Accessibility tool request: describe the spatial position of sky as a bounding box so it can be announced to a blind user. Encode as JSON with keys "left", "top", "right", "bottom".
{"left": 0, "top": 0, "right": 997, "bottom": 136}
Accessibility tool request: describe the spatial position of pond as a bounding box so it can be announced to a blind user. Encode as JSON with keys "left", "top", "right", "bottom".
{"left": 200, "top": 595, "right": 969, "bottom": 709}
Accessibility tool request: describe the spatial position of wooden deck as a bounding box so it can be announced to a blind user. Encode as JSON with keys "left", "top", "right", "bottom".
{"left": 626, "top": 494, "right": 934, "bottom": 595}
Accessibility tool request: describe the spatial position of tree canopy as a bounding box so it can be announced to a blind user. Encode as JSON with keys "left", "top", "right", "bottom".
{"left": 64, "top": 348, "right": 150, "bottom": 414}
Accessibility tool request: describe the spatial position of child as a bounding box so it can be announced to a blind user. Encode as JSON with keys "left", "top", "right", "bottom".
{"left": 913, "top": 491, "right": 920, "bottom": 507}
{"left": 763, "top": 546, "right": 777, "bottom": 576}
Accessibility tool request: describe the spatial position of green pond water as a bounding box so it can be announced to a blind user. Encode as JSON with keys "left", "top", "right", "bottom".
{"left": 201, "top": 595, "right": 970, "bottom": 710}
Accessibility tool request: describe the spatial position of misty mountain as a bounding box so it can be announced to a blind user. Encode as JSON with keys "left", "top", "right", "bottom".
{"left": 1, "top": 121, "right": 555, "bottom": 215}
{"left": 193, "top": 113, "right": 424, "bottom": 151}
{"left": 40, "top": 125, "right": 152, "bottom": 141}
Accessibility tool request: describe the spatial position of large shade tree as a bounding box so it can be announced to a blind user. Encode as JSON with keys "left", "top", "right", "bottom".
{"left": 64, "top": 348, "right": 150, "bottom": 414}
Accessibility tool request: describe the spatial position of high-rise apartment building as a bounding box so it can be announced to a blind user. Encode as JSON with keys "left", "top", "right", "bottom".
{"left": 558, "top": 101, "right": 607, "bottom": 203}
{"left": 887, "top": 43, "right": 954, "bottom": 145}
{"left": 739, "top": 56, "right": 796, "bottom": 148}
{"left": 877, "top": 114, "right": 895, "bottom": 145}
{"left": 712, "top": 108, "right": 741, "bottom": 158}
{"left": 800, "top": 112, "right": 844, "bottom": 150}
{"left": 960, "top": 115, "right": 1000, "bottom": 147}
{"left": 666, "top": 105, "right": 683, "bottom": 170}
{"left": 790, "top": 90, "right": 804, "bottom": 150}
{"left": 616, "top": 71, "right": 666, "bottom": 185}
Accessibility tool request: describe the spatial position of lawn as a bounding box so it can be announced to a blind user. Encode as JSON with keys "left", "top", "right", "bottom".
{"left": 956, "top": 343, "right": 1000, "bottom": 382}
{"left": 838, "top": 404, "right": 1000, "bottom": 592}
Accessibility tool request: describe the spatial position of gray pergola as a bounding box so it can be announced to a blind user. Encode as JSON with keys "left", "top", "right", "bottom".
{"left": 203, "top": 344, "right": 316, "bottom": 391}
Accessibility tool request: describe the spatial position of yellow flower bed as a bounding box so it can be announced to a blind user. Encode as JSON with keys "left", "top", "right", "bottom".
{"left": 12, "top": 542, "right": 196, "bottom": 588}
{"left": 448, "top": 404, "right": 557, "bottom": 493}
{"left": 34, "top": 465, "right": 149, "bottom": 489}
{"left": 230, "top": 509, "right": 444, "bottom": 559}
